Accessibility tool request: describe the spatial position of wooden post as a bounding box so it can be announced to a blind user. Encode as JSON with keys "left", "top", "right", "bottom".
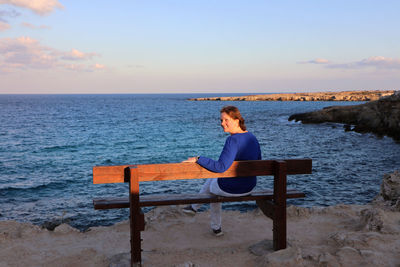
{"left": 273, "top": 160, "right": 287, "bottom": 250}
{"left": 126, "top": 166, "right": 142, "bottom": 266}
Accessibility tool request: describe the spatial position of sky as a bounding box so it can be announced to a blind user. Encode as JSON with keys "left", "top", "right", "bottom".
{"left": 0, "top": 0, "right": 399, "bottom": 94}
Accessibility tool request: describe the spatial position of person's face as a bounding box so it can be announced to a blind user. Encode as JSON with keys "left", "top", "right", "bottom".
{"left": 220, "top": 112, "right": 239, "bottom": 133}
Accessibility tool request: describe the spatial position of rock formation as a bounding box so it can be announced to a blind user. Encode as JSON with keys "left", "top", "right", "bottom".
{"left": 189, "top": 90, "right": 394, "bottom": 102}
{"left": 288, "top": 91, "right": 400, "bottom": 141}
{"left": 373, "top": 171, "right": 400, "bottom": 211}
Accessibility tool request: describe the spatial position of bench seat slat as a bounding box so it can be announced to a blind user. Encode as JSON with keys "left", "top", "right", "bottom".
{"left": 93, "top": 189, "right": 305, "bottom": 210}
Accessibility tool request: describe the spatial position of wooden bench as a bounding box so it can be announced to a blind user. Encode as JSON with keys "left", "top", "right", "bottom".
{"left": 93, "top": 159, "right": 312, "bottom": 266}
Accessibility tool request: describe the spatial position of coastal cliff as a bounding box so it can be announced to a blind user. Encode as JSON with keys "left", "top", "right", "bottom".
{"left": 189, "top": 90, "right": 394, "bottom": 101}
{"left": 289, "top": 91, "right": 400, "bottom": 141}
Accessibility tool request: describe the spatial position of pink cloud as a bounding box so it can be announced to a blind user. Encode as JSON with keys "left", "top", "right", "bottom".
{"left": 298, "top": 58, "right": 330, "bottom": 64}
{"left": 0, "top": 21, "right": 11, "bottom": 31}
{"left": 0, "top": 0, "right": 63, "bottom": 15}
{"left": 0, "top": 36, "right": 105, "bottom": 72}
{"left": 21, "top": 22, "right": 51, "bottom": 29}
{"left": 93, "top": 63, "right": 105, "bottom": 70}
{"left": 61, "top": 49, "right": 97, "bottom": 61}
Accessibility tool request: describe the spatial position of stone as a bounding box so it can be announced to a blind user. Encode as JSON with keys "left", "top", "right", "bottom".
{"left": 318, "top": 252, "right": 340, "bottom": 267}
{"left": 359, "top": 208, "right": 386, "bottom": 232}
{"left": 53, "top": 223, "right": 80, "bottom": 233}
{"left": 41, "top": 219, "right": 62, "bottom": 231}
{"left": 249, "top": 239, "right": 273, "bottom": 256}
{"left": 262, "top": 247, "right": 304, "bottom": 267}
{"left": 380, "top": 171, "right": 400, "bottom": 201}
{"left": 286, "top": 205, "right": 311, "bottom": 218}
{"left": 335, "top": 247, "right": 363, "bottom": 266}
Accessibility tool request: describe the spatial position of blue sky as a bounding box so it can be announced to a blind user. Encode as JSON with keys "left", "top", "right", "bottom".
{"left": 0, "top": 0, "right": 399, "bottom": 94}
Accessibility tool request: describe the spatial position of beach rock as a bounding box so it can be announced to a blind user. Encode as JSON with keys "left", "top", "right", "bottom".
{"left": 373, "top": 171, "right": 400, "bottom": 211}
{"left": 288, "top": 92, "right": 400, "bottom": 141}
{"left": 41, "top": 219, "right": 62, "bottom": 231}
{"left": 286, "top": 205, "right": 311, "bottom": 218}
{"left": 189, "top": 90, "right": 394, "bottom": 102}
{"left": 359, "top": 208, "right": 386, "bottom": 232}
{"left": 248, "top": 239, "right": 273, "bottom": 256}
{"left": 392, "top": 199, "right": 400, "bottom": 211}
{"left": 358, "top": 249, "right": 392, "bottom": 267}
{"left": 53, "top": 223, "right": 80, "bottom": 234}
{"left": 261, "top": 247, "right": 304, "bottom": 267}
{"left": 380, "top": 171, "right": 400, "bottom": 201}
{"left": 318, "top": 252, "right": 340, "bottom": 267}
{"left": 335, "top": 246, "right": 364, "bottom": 266}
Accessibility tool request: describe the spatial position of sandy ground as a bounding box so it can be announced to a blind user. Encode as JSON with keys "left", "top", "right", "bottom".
{"left": 1, "top": 203, "right": 399, "bottom": 267}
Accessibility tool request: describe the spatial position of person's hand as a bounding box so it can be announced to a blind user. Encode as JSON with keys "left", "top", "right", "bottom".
{"left": 182, "top": 157, "right": 198, "bottom": 163}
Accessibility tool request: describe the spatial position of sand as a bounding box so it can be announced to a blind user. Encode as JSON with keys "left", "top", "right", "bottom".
{"left": 1, "top": 202, "right": 399, "bottom": 267}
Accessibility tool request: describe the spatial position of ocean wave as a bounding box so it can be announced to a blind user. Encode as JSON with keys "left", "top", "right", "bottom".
{"left": 0, "top": 180, "right": 69, "bottom": 194}
{"left": 41, "top": 145, "right": 80, "bottom": 152}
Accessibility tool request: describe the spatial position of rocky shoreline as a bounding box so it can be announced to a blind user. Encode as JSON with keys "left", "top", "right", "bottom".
{"left": 1, "top": 171, "right": 399, "bottom": 266}
{"left": 288, "top": 91, "right": 400, "bottom": 141}
{"left": 189, "top": 90, "right": 394, "bottom": 102}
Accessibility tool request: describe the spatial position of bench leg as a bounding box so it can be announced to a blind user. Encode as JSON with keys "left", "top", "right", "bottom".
{"left": 130, "top": 208, "right": 145, "bottom": 266}
{"left": 127, "top": 167, "right": 144, "bottom": 266}
{"left": 273, "top": 203, "right": 286, "bottom": 250}
{"left": 273, "top": 160, "right": 287, "bottom": 251}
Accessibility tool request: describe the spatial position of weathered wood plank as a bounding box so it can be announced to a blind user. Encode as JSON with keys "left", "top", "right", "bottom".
{"left": 93, "top": 189, "right": 306, "bottom": 209}
{"left": 93, "top": 159, "right": 312, "bottom": 184}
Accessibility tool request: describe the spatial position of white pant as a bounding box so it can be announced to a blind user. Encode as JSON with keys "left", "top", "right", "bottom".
{"left": 192, "top": 178, "right": 252, "bottom": 230}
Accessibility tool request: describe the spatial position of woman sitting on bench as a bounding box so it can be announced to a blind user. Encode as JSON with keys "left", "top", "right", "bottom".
{"left": 183, "top": 105, "right": 262, "bottom": 236}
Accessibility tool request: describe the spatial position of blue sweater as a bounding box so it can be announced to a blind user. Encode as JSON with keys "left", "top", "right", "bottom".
{"left": 197, "top": 132, "right": 262, "bottom": 194}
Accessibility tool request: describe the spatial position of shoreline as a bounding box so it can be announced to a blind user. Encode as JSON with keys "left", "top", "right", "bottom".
{"left": 1, "top": 203, "right": 399, "bottom": 266}
{"left": 1, "top": 171, "right": 399, "bottom": 266}
{"left": 189, "top": 90, "right": 395, "bottom": 102}
{"left": 288, "top": 91, "right": 400, "bottom": 141}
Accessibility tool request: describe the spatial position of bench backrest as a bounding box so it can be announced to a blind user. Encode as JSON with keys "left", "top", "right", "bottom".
{"left": 93, "top": 159, "right": 312, "bottom": 184}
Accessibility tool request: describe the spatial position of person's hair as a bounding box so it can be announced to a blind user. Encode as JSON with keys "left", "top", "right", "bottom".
{"left": 220, "top": 106, "right": 247, "bottom": 131}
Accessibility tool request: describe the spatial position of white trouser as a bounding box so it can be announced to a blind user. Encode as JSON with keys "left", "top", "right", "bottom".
{"left": 191, "top": 178, "right": 251, "bottom": 230}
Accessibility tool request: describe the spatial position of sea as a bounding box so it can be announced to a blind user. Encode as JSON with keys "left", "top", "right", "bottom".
{"left": 1, "top": 94, "right": 399, "bottom": 231}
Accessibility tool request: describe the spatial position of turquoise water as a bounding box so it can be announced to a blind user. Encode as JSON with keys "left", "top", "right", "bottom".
{"left": 1, "top": 94, "right": 399, "bottom": 230}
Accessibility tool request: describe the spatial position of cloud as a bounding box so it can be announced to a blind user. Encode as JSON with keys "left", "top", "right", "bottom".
{"left": 298, "top": 58, "right": 330, "bottom": 64}
{"left": 328, "top": 56, "right": 400, "bottom": 70}
{"left": 21, "top": 22, "right": 50, "bottom": 29}
{"left": 0, "top": 7, "right": 20, "bottom": 30}
{"left": 61, "top": 49, "right": 97, "bottom": 61}
{"left": 0, "top": 0, "right": 63, "bottom": 15}
{"left": 0, "top": 37, "right": 56, "bottom": 70}
{"left": 0, "top": 36, "right": 104, "bottom": 72}
{"left": 93, "top": 63, "right": 105, "bottom": 70}
{"left": 0, "top": 21, "right": 10, "bottom": 31}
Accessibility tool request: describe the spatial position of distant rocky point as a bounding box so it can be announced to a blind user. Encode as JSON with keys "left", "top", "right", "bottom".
{"left": 189, "top": 90, "right": 394, "bottom": 101}
{"left": 289, "top": 91, "right": 400, "bottom": 141}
